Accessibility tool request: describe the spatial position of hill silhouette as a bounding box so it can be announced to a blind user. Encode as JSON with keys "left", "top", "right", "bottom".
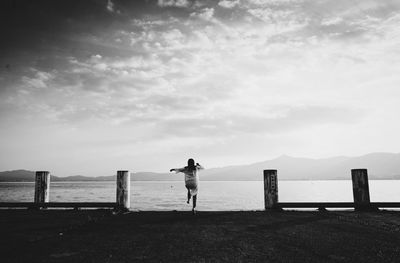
{"left": 1, "top": 152, "right": 400, "bottom": 182}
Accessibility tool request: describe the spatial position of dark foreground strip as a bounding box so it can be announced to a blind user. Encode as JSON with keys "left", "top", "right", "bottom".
{"left": 0, "top": 202, "right": 116, "bottom": 208}
{"left": 1, "top": 202, "right": 400, "bottom": 209}
{"left": 278, "top": 202, "right": 400, "bottom": 208}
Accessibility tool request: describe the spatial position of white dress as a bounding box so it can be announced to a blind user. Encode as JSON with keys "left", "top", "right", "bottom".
{"left": 174, "top": 165, "right": 204, "bottom": 196}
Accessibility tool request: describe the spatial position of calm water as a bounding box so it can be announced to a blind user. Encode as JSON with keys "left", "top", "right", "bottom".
{"left": 0, "top": 180, "right": 399, "bottom": 211}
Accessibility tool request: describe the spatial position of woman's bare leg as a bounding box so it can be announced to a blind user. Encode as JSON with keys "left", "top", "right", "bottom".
{"left": 187, "top": 189, "right": 191, "bottom": 204}
{"left": 192, "top": 195, "right": 197, "bottom": 210}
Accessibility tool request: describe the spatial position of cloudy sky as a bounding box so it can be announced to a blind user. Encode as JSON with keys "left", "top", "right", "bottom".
{"left": 1, "top": 0, "right": 400, "bottom": 176}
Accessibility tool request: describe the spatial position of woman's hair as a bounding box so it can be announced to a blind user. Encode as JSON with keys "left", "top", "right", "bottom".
{"left": 187, "top": 158, "right": 196, "bottom": 171}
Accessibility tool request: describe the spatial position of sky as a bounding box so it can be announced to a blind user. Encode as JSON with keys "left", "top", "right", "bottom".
{"left": 1, "top": 0, "right": 400, "bottom": 176}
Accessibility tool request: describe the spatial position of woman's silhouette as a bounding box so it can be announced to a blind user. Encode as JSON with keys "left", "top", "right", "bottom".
{"left": 170, "top": 158, "right": 204, "bottom": 214}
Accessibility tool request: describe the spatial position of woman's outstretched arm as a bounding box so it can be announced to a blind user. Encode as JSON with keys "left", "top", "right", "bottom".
{"left": 196, "top": 163, "right": 204, "bottom": 170}
{"left": 170, "top": 167, "right": 185, "bottom": 173}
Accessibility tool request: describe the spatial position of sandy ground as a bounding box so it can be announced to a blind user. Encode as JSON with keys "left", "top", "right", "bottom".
{"left": 0, "top": 209, "right": 400, "bottom": 262}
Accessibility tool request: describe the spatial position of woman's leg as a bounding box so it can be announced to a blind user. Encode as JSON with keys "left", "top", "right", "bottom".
{"left": 187, "top": 188, "right": 191, "bottom": 204}
{"left": 192, "top": 195, "right": 197, "bottom": 209}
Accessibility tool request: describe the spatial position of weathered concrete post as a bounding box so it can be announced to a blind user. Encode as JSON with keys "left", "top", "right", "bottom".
{"left": 116, "top": 170, "right": 130, "bottom": 211}
{"left": 351, "top": 169, "right": 372, "bottom": 211}
{"left": 34, "top": 171, "right": 50, "bottom": 207}
{"left": 264, "top": 169, "right": 278, "bottom": 210}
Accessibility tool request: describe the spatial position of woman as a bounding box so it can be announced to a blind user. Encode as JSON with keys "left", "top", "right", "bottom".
{"left": 170, "top": 158, "right": 204, "bottom": 214}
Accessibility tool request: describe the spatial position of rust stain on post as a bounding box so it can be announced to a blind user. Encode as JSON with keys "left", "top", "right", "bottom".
{"left": 351, "top": 169, "right": 371, "bottom": 211}
{"left": 116, "top": 170, "right": 130, "bottom": 211}
{"left": 34, "top": 171, "right": 50, "bottom": 204}
{"left": 264, "top": 170, "right": 278, "bottom": 209}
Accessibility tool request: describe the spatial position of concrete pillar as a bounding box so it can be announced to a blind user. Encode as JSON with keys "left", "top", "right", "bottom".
{"left": 116, "top": 170, "right": 130, "bottom": 211}
{"left": 264, "top": 169, "right": 278, "bottom": 209}
{"left": 351, "top": 169, "right": 371, "bottom": 211}
{"left": 34, "top": 171, "right": 50, "bottom": 206}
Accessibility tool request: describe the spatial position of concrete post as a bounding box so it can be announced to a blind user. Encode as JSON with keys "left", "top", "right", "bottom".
{"left": 116, "top": 170, "right": 130, "bottom": 211}
{"left": 264, "top": 169, "right": 278, "bottom": 209}
{"left": 351, "top": 169, "right": 371, "bottom": 211}
{"left": 34, "top": 171, "right": 50, "bottom": 206}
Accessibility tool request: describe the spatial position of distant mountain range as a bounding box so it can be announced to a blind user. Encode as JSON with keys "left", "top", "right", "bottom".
{"left": 1, "top": 152, "right": 400, "bottom": 182}
{"left": 200, "top": 152, "right": 400, "bottom": 181}
{"left": 0, "top": 170, "right": 117, "bottom": 182}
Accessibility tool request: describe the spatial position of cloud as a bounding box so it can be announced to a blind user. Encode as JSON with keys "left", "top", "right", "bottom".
{"left": 92, "top": 54, "right": 102, "bottom": 59}
{"left": 218, "top": 0, "right": 240, "bottom": 9}
{"left": 21, "top": 70, "right": 54, "bottom": 89}
{"left": 157, "top": 0, "right": 191, "bottom": 8}
{"left": 321, "top": 16, "right": 343, "bottom": 26}
{"left": 190, "top": 8, "right": 215, "bottom": 21}
{"left": 161, "top": 29, "right": 185, "bottom": 49}
{"left": 106, "top": 0, "right": 115, "bottom": 12}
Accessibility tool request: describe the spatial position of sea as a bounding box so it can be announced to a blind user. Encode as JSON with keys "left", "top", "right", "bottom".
{"left": 0, "top": 180, "right": 399, "bottom": 211}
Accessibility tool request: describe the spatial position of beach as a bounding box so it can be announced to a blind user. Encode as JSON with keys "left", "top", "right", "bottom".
{"left": 1, "top": 209, "right": 399, "bottom": 262}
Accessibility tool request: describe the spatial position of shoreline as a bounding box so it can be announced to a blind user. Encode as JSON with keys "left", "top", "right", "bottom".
{"left": 2, "top": 178, "right": 400, "bottom": 183}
